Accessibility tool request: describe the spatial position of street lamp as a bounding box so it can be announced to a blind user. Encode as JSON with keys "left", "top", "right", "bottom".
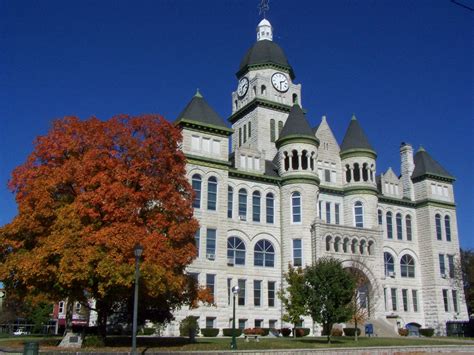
{"left": 132, "top": 243, "right": 143, "bottom": 355}
{"left": 230, "top": 285, "right": 240, "bottom": 350}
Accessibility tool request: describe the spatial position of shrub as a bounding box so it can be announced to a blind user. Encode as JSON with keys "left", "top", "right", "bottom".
{"left": 343, "top": 327, "right": 361, "bottom": 336}
{"left": 280, "top": 328, "right": 291, "bottom": 337}
{"left": 259, "top": 328, "right": 270, "bottom": 336}
{"left": 243, "top": 328, "right": 265, "bottom": 336}
{"left": 294, "top": 328, "right": 310, "bottom": 337}
{"left": 398, "top": 328, "right": 409, "bottom": 336}
{"left": 200, "top": 328, "right": 219, "bottom": 337}
{"left": 222, "top": 328, "right": 243, "bottom": 337}
{"left": 419, "top": 328, "right": 435, "bottom": 337}
{"left": 82, "top": 335, "right": 105, "bottom": 348}
{"left": 179, "top": 316, "right": 199, "bottom": 338}
{"left": 141, "top": 328, "right": 155, "bottom": 335}
{"left": 331, "top": 327, "right": 343, "bottom": 337}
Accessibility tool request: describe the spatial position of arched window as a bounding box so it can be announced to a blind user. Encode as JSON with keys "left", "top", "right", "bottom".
{"left": 362, "top": 163, "right": 369, "bottom": 181}
{"left": 292, "top": 93, "right": 298, "bottom": 104}
{"left": 343, "top": 238, "right": 349, "bottom": 253}
{"left": 227, "top": 186, "right": 233, "bottom": 219}
{"left": 261, "top": 85, "right": 266, "bottom": 95}
{"left": 353, "top": 163, "right": 361, "bottom": 182}
{"left": 368, "top": 241, "right": 374, "bottom": 255}
{"left": 291, "top": 192, "right": 301, "bottom": 223}
{"left": 227, "top": 237, "right": 246, "bottom": 266}
{"left": 406, "top": 215, "right": 412, "bottom": 241}
{"left": 334, "top": 237, "right": 341, "bottom": 252}
{"left": 238, "top": 188, "right": 247, "bottom": 220}
{"left": 284, "top": 151, "right": 290, "bottom": 171}
{"left": 351, "top": 239, "right": 358, "bottom": 254}
{"left": 325, "top": 235, "right": 332, "bottom": 252}
{"left": 254, "top": 239, "right": 275, "bottom": 267}
{"left": 359, "top": 239, "right": 366, "bottom": 254}
{"left": 278, "top": 121, "right": 283, "bottom": 135}
{"left": 354, "top": 201, "right": 364, "bottom": 228}
{"left": 266, "top": 193, "right": 274, "bottom": 224}
{"left": 400, "top": 254, "right": 415, "bottom": 278}
{"left": 384, "top": 252, "right": 395, "bottom": 277}
{"left": 445, "top": 215, "right": 451, "bottom": 242}
{"left": 207, "top": 176, "right": 217, "bottom": 210}
{"left": 396, "top": 213, "right": 403, "bottom": 240}
{"left": 301, "top": 150, "right": 308, "bottom": 170}
{"left": 345, "top": 165, "right": 351, "bottom": 183}
{"left": 386, "top": 212, "right": 393, "bottom": 239}
{"left": 270, "top": 119, "right": 276, "bottom": 142}
{"left": 252, "top": 191, "right": 261, "bottom": 222}
{"left": 310, "top": 152, "right": 315, "bottom": 171}
{"left": 291, "top": 150, "right": 299, "bottom": 170}
{"left": 435, "top": 214, "right": 442, "bottom": 240}
{"left": 192, "top": 174, "right": 202, "bottom": 208}
{"left": 378, "top": 209, "right": 383, "bottom": 225}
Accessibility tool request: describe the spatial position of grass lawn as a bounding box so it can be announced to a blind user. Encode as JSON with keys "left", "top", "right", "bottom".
{"left": 1, "top": 335, "right": 473, "bottom": 352}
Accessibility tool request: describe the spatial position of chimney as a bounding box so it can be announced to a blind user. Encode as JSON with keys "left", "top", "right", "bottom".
{"left": 400, "top": 142, "right": 415, "bottom": 200}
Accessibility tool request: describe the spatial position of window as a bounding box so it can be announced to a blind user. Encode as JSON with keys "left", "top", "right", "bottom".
{"left": 335, "top": 203, "right": 340, "bottom": 224}
{"left": 402, "top": 289, "right": 408, "bottom": 312}
{"left": 325, "top": 235, "right": 332, "bottom": 252}
{"left": 292, "top": 192, "right": 301, "bottom": 223}
{"left": 384, "top": 252, "right": 395, "bottom": 277}
{"left": 378, "top": 209, "right": 383, "bottom": 225}
{"left": 406, "top": 215, "right": 412, "bottom": 241}
{"left": 195, "top": 229, "right": 200, "bottom": 257}
{"left": 439, "top": 254, "right": 446, "bottom": 275}
{"left": 270, "top": 119, "right": 276, "bottom": 142}
{"left": 396, "top": 213, "right": 403, "bottom": 240}
{"left": 206, "top": 228, "right": 216, "bottom": 260}
{"left": 239, "top": 127, "right": 242, "bottom": 147}
{"left": 435, "top": 214, "right": 442, "bottom": 240}
{"left": 254, "top": 280, "right": 262, "bottom": 306}
{"left": 206, "top": 317, "right": 215, "bottom": 329}
{"left": 206, "top": 274, "right": 215, "bottom": 300}
{"left": 324, "top": 169, "right": 331, "bottom": 182}
{"left": 386, "top": 212, "right": 393, "bottom": 239}
{"left": 334, "top": 237, "right": 341, "bottom": 252}
{"left": 400, "top": 254, "right": 415, "bottom": 278}
{"left": 212, "top": 140, "right": 220, "bottom": 154}
{"left": 243, "top": 124, "right": 247, "bottom": 143}
{"left": 248, "top": 121, "right": 252, "bottom": 138}
{"left": 74, "top": 302, "right": 81, "bottom": 313}
{"left": 266, "top": 193, "right": 274, "bottom": 224}
{"left": 443, "top": 289, "right": 449, "bottom": 312}
{"left": 255, "top": 319, "right": 263, "bottom": 328}
{"left": 238, "top": 319, "right": 246, "bottom": 329}
{"left": 268, "top": 281, "right": 276, "bottom": 307}
{"left": 207, "top": 177, "right": 217, "bottom": 210}
{"left": 318, "top": 200, "right": 322, "bottom": 219}
{"left": 383, "top": 288, "right": 387, "bottom": 311}
{"left": 192, "top": 174, "right": 202, "bottom": 208}
{"left": 238, "top": 188, "right": 247, "bottom": 220}
{"left": 254, "top": 239, "right": 275, "bottom": 267}
{"left": 59, "top": 301, "right": 64, "bottom": 314}
{"left": 202, "top": 137, "right": 210, "bottom": 152}
{"left": 278, "top": 121, "right": 283, "bottom": 135}
{"left": 252, "top": 191, "right": 261, "bottom": 222}
{"left": 191, "top": 135, "right": 200, "bottom": 150}
{"left": 227, "top": 186, "right": 233, "bottom": 218}
{"left": 412, "top": 290, "right": 418, "bottom": 312}
{"left": 227, "top": 278, "right": 232, "bottom": 305}
{"left": 293, "top": 239, "right": 302, "bottom": 266}
{"left": 448, "top": 255, "right": 455, "bottom": 278}
{"left": 188, "top": 272, "right": 199, "bottom": 286}
{"left": 238, "top": 279, "right": 246, "bottom": 306}
{"left": 452, "top": 290, "right": 458, "bottom": 313}
{"left": 325, "top": 202, "right": 331, "bottom": 223}
{"left": 391, "top": 288, "right": 397, "bottom": 311}
{"left": 445, "top": 216, "right": 451, "bottom": 241}
{"left": 227, "top": 236, "right": 245, "bottom": 265}
{"left": 269, "top": 320, "right": 277, "bottom": 329}
{"left": 354, "top": 201, "right": 363, "bottom": 228}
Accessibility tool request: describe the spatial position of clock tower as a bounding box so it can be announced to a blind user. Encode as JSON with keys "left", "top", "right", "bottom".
{"left": 229, "top": 18, "right": 302, "bottom": 162}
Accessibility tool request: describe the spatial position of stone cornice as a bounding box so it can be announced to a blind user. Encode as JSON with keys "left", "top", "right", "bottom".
{"left": 281, "top": 175, "right": 320, "bottom": 186}
{"left": 229, "top": 169, "right": 280, "bottom": 185}
{"left": 412, "top": 173, "right": 456, "bottom": 184}
{"left": 185, "top": 154, "right": 231, "bottom": 170}
{"left": 276, "top": 135, "right": 320, "bottom": 149}
{"left": 177, "top": 119, "right": 233, "bottom": 137}
{"left": 340, "top": 148, "right": 377, "bottom": 160}
{"left": 228, "top": 98, "right": 292, "bottom": 124}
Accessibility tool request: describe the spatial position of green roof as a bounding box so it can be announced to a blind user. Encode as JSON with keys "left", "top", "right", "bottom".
{"left": 278, "top": 104, "right": 315, "bottom": 140}
{"left": 412, "top": 147, "right": 454, "bottom": 181}
{"left": 176, "top": 90, "right": 229, "bottom": 129}
{"left": 340, "top": 115, "right": 375, "bottom": 153}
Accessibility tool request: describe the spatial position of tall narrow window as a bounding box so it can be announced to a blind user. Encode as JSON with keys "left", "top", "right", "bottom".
{"left": 206, "top": 228, "right": 216, "bottom": 260}
{"left": 206, "top": 274, "right": 215, "bottom": 300}
{"left": 195, "top": 229, "right": 200, "bottom": 257}
{"left": 402, "top": 289, "right": 408, "bottom": 312}
{"left": 239, "top": 127, "right": 242, "bottom": 147}
{"left": 278, "top": 121, "right": 283, "bottom": 135}
{"left": 266, "top": 193, "right": 274, "bottom": 224}
{"left": 227, "top": 278, "right": 232, "bottom": 305}
{"left": 354, "top": 201, "right": 364, "bottom": 228}
{"left": 442, "top": 289, "right": 449, "bottom": 312}
{"left": 391, "top": 288, "right": 397, "bottom": 311}
{"left": 396, "top": 213, "right": 403, "bottom": 240}
{"left": 243, "top": 124, "right": 247, "bottom": 143}
{"left": 383, "top": 288, "right": 387, "bottom": 311}
{"left": 254, "top": 280, "right": 262, "bottom": 306}
{"left": 227, "top": 236, "right": 246, "bottom": 265}
{"left": 59, "top": 301, "right": 64, "bottom": 314}
{"left": 445, "top": 216, "right": 451, "bottom": 241}
{"left": 325, "top": 202, "right": 331, "bottom": 223}
{"left": 248, "top": 121, "right": 252, "bottom": 138}
{"left": 238, "top": 188, "right": 247, "bottom": 220}
{"left": 207, "top": 176, "right": 217, "bottom": 210}
{"left": 335, "top": 203, "right": 340, "bottom": 225}
{"left": 227, "top": 186, "right": 233, "bottom": 218}
{"left": 268, "top": 281, "right": 276, "bottom": 307}
{"left": 386, "top": 212, "right": 393, "bottom": 239}
{"left": 452, "top": 290, "right": 458, "bottom": 313}
{"left": 448, "top": 255, "right": 455, "bottom": 278}
{"left": 254, "top": 239, "right": 275, "bottom": 267}
{"left": 412, "top": 290, "right": 418, "bottom": 312}
{"left": 192, "top": 174, "right": 202, "bottom": 208}
{"left": 400, "top": 254, "right": 415, "bottom": 278}
{"left": 406, "top": 215, "right": 412, "bottom": 241}
{"left": 384, "top": 252, "right": 395, "bottom": 277}
{"left": 292, "top": 192, "right": 302, "bottom": 223}
{"left": 238, "top": 279, "right": 246, "bottom": 306}
{"left": 439, "top": 254, "right": 446, "bottom": 275}
{"left": 435, "top": 214, "right": 442, "bottom": 240}
{"left": 318, "top": 200, "right": 322, "bottom": 219}
{"left": 252, "top": 191, "right": 261, "bottom": 222}
{"left": 270, "top": 119, "right": 276, "bottom": 142}
{"left": 293, "top": 239, "right": 302, "bottom": 266}
{"left": 378, "top": 209, "right": 383, "bottom": 225}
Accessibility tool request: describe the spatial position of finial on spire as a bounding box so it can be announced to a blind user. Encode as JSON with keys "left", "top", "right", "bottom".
{"left": 195, "top": 88, "right": 202, "bottom": 98}
{"left": 351, "top": 114, "right": 357, "bottom": 121}
{"left": 256, "top": 18, "right": 273, "bottom": 41}
{"left": 418, "top": 145, "right": 425, "bottom": 152}
{"left": 258, "top": 0, "right": 270, "bottom": 18}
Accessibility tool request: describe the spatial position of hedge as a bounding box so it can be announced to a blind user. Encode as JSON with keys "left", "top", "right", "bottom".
{"left": 398, "top": 328, "right": 409, "bottom": 336}
{"left": 419, "top": 328, "right": 434, "bottom": 337}
{"left": 280, "top": 328, "right": 291, "bottom": 337}
{"left": 200, "top": 328, "right": 219, "bottom": 337}
{"left": 343, "top": 327, "right": 361, "bottom": 336}
{"left": 294, "top": 328, "right": 310, "bottom": 337}
{"left": 222, "top": 328, "right": 243, "bottom": 337}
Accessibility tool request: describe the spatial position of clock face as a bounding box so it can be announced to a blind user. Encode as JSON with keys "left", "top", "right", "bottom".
{"left": 237, "top": 77, "right": 249, "bottom": 98}
{"left": 271, "top": 72, "right": 289, "bottom": 92}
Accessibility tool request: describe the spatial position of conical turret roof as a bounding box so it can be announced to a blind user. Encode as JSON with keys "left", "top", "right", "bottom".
{"left": 412, "top": 147, "right": 454, "bottom": 181}
{"left": 277, "top": 104, "right": 318, "bottom": 145}
{"left": 340, "top": 115, "right": 375, "bottom": 153}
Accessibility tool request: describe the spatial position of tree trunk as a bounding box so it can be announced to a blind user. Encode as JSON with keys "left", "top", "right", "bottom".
{"left": 96, "top": 301, "right": 108, "bottom": 342}
{"left": 325, "top": 323, "right": 331, "bottom": 344}
{"left": 64, "top": 300, "right": 74, "bottom": 335}
{"left": 355, "top": 317, "right": 358, "bottom": 342}
{"left": 293, "top": 322, "right": 296, "bottom": 338}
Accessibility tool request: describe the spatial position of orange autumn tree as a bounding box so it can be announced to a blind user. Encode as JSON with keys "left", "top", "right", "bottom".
{"left": 0, "top": 114, "right": 202, "bottom": 337}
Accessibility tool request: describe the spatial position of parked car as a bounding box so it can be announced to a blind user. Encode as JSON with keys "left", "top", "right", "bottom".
{"left": 13, "top": 328, "right": 29, "bottom": 336}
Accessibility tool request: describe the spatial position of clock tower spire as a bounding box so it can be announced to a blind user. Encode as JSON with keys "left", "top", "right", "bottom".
{"left": 257, "top": 18, "right": 273, "bottom": 41}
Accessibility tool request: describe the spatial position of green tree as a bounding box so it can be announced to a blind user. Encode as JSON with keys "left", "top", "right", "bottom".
{"left": 461, "top": 249, "right": 474, "bottom": 316}
{"left": 278, "top": 265, "right": 306, "bottom": 337}
{"left": 304, "top": 257, "right": 356, "bottom": 343}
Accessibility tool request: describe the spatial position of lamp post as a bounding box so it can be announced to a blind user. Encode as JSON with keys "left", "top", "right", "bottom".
{"left": 230, "top": 285, "right": 239, "bottom": 350}
{"left": 132, "top": 243, "right": 143, "bottom": 355}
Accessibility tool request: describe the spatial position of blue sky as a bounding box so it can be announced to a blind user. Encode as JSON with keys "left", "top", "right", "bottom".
{"left": 1, "top": 1, "right": 473, "bottom": 248}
